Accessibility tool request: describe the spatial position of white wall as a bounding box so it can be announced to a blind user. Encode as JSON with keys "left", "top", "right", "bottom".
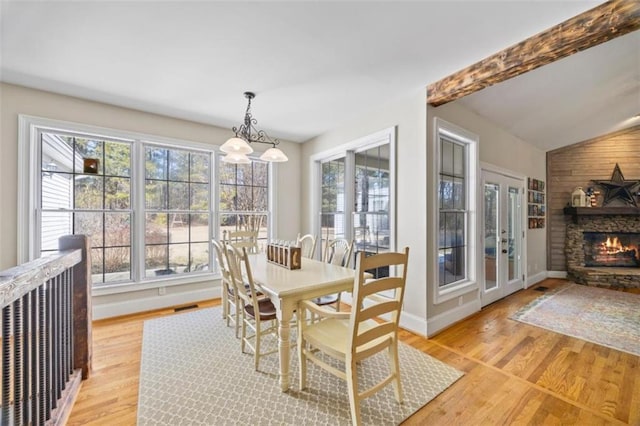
{"left": 425, "top": 101, "right": 547, "bottom": 334}
{"left": 0, "top": 82, "right": 301, "bottom": 317}
{"left": 429, "top": 102, "right": 547, "bottom": 282}
{"left": 1, "top": 81, "right": 547, "bottom": 329}
{"left": 302, "top": 89, "right": 429, "bottom": 335}
{"left": 300, "top": 90, "right": 548, "bottom": 337}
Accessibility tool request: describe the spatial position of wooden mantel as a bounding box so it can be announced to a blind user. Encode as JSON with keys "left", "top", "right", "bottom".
{"left": 563, "top": 206, "right": 640, "bottom": 223}
{"left": 427, "top": 0, "right": 640, "bottom": 106}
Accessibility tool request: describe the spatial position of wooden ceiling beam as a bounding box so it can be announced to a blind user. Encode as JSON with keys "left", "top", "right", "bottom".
{"left": 427, "top": 0, "right": 640, "bottom": 107}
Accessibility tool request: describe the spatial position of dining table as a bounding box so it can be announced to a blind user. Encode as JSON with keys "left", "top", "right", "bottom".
{"left": 246, "top": 253, "right": 364, "bottom": 392}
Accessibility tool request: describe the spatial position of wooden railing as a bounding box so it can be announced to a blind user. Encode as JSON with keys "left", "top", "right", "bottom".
{"left": 0, "top": 235, "right": 92, "bottom": 425}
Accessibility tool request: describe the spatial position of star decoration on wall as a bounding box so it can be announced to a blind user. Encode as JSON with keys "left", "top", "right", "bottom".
{"left": 592, "top": 163, "right": 640, "bottom": 207}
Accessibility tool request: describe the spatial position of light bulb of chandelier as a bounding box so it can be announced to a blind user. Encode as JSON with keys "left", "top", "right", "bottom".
{"left": 221, "top": 151, "right": 251, "bottom": 164}
{"left": 220, "top": 137, "right": 253, "bottom": 154}
{"left": 260, "top": 147, "right": 288, "bottom": 162}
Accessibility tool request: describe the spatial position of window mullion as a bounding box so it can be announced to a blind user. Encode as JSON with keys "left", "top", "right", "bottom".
{"left": 133, "top": 140, "right": 146, "bottom": 283}
{"left": 344, "top": 151, "right": 356, "bottom": 242}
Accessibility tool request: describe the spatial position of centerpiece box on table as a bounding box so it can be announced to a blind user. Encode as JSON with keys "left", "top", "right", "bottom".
{"left": 266, "top": 244, "right": 301, "bottom": 270}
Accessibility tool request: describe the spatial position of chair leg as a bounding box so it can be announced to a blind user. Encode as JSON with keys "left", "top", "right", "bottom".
{"left": 389, "top": 342, "right": 403, "bottom": 403}
{"left": 240, "top": 310, "right": 247, "bottom": 354}
{"left": 346, "top": 359, "right": 361, "bottom": 426}
{"left": 335, "top": 292, "right": 341, "bottom": 312}
{"left": 222, "top": 289, "right": 228, "bottom": 320}
{"left": 298, "top": 332, "right": 307, "bottom": 390}
{"left": 234, "top": 295, "right": 240, "bottom": 338}
{"left": 227, "top": 300, "right": 234, "bottom": 329}
{"left": 254, "top": 319, "right": 261, "bottom": 370}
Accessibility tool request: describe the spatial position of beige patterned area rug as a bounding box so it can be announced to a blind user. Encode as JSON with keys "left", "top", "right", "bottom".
{"left": 512, "top": 283, "right": 640, "bottom": 357}
{"left": 137, "top": 307, "right": 463, "bottom": 425}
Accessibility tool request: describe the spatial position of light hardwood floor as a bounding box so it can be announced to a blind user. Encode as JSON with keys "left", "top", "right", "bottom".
{"left": 68, "top": 279, "right": 640, "bottom": 425}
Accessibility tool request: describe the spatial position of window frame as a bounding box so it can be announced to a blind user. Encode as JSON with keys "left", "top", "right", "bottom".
{"left": 217, "top": 153, "right": 272, "bottom": 250}
{"left": 39, "top": 131, "right": 136, "bottom": 284}
{"left": 432, "top": 118, "right": 479, "bottom": 304}
{"left": 319, "top": 155, "right": 349, "bottom": 250}
{"left": 310, "top": 127, "right": 396, "bottom": 266}
{"left": 140, "top": 143, "right": 214, "bottom": 281}
{"left": 18, "top": 115, "right": 273, "bottom": 296}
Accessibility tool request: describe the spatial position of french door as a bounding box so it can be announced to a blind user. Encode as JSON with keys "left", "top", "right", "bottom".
{"left": 482, "top": 170, "right": 524, "bottom": 307}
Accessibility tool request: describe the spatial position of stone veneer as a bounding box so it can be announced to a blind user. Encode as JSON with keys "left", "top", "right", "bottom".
{"left": 566, "top": 215, "right": 640, "bottom": 288}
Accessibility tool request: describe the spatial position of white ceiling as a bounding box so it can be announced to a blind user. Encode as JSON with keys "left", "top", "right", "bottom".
{"left": 3, "top": 0, "right": 634, "bottom": 151}
{"left": 456, "top": 29, "right": 640, "bottom": 152}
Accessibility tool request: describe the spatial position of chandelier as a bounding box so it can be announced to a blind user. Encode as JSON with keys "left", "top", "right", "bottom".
{"left": 220, "top": 92, "right": 288, "bottom": 164}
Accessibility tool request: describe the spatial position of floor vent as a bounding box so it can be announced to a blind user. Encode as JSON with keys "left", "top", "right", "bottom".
{"left": 174, "top": 304, "right": 198, "bottom": 312}
{"left": 534, "top": 286, "right": 548, "bottom": 292}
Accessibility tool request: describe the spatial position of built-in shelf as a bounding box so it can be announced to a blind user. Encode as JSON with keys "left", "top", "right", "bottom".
{"left": 563, "top": 206, "right": 640, "bottom": 223}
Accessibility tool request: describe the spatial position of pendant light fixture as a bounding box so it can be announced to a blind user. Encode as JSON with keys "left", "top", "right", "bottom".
{"left": 220, "top": 92, "right": 288, "bottom": 164}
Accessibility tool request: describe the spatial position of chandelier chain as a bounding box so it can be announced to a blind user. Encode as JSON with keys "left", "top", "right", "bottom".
{"left": 231, "top": 91, "right": 279, "bottom": 148}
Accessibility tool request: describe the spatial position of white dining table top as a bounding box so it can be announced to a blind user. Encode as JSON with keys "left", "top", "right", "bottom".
{"left": 246, "top": 254, "right": 359, "bottom": 299}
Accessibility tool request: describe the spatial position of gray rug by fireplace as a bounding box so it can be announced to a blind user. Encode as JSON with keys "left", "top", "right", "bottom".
{"left": 137, "top": 307, "right": 463, "bottom": 425}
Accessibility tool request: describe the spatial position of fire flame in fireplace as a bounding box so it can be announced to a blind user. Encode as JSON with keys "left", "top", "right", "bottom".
{"left": 601, "top": 236, "right": 628, "bottom": 254}
{"left": 584, "top": 232, "right": 640, "bottom": 267}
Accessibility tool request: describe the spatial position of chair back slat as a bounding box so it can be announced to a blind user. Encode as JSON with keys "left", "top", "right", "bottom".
{"left": 355, "top": 322, "right": 396, "bottom": 347}
{"left": 225, "top": 245, "right": 249, "bottom": 302}
{"left": 359, "top": 277, "right": 403, "bottom": 298}
{"left": 213, "top": 239, "right": 234, "bottom": 292}
{"left": 212, "top": 240, "right": 228, "bottom": 275}
{"left": 324, "top": 238, "right": 353, "bottom": 267}
{"left": 225, "top": 245, "right": 261, "bottom": 306}
{"left": 358, "top": 301, "right": 398, "bottom": 322}
{"left": 297, "top": 233, "right": 317, "bottom": 259}
{"left": 359, "top": 250, "right": 407, "bottom": 270}
{"left": 223, "top": 230, "right": 259, "bottom": 254}
{"left": 349, "top": 248, "right": 409, "bottom": 353}
{"left": 355, "top": 338, "right": 393, "bottom": 362}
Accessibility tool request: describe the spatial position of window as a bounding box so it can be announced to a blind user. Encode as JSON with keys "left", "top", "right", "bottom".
{"left": 320, "top": 157, "right": 346, "bottom": 243}
{"left": 219, "top": 158, "right": 269, "bottom": 247}
{"left": 21, "top": 116, "right": 271, "bottom": 290}
{"left": 438, "top": 136, "right": 466, "bottom": 286}
{"left": 313, "top": 127, "right": 395, "bottom": 273}
{"left": 353, "top": 145, "right": 391, "bottom": 277}
{"left": 41, "top": 132, "right": 133, "bottom": 284}
{"left": 143, "top": 146, "right": 211, "bottom": 278}
{"left": 434, "top": 118, "right": 478, "bottom": 301}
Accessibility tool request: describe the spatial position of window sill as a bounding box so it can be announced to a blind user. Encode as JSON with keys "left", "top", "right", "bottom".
{"left": 91, "top": 272, "right": 220, "bottom": 297}
{"left": 434, "top": 279, "right": 478, "bottom": 304}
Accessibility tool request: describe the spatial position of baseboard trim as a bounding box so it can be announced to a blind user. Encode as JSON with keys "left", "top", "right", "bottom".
{"left": 547, "top": 270, "right": 568, "bottom": 279}
{"left": 399, "top": 311, "right": 428, "bottom": 337}
{"left": 93, "top": 287, "right": 221, "bottom": 320}
{"left": 426, "top": 298, "right": 481, "bottom": 337}
{"left": 526, "top": 271, "right": 548, "bottom": 287}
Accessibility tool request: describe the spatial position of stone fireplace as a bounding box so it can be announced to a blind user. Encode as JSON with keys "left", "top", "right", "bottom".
{"left": 565, "top": 207, "right": 640, "bottom": 288}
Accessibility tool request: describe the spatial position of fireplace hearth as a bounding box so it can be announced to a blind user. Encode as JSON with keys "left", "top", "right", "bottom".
{"left": 583, "top": 232, "right": 640, "bottom": 267}
{"left": 564, "top": 208, "right": 640, "bottom": 288}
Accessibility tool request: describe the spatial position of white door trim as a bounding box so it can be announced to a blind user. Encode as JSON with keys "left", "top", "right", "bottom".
{"left": 480, "top": 165, "right": 527, "bottom": 307}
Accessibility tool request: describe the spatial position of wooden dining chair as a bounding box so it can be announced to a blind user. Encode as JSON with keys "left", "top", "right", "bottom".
{"left": 296, "top": 233, "right": 317, "bottom": 259}
{"left": 313, "top": 238, "right": 354, "bottom": 310}
{"left": 223, "top": 229, "right": 259, "bottom": 254}
{"left": 225, "top": 245, "right": 278, "bottom": 370}
{"left": 213, "top": 239, "right": 244, "bottom": 337}
{"left": 297, "top": 247, "right": 410, "bottom": 426}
